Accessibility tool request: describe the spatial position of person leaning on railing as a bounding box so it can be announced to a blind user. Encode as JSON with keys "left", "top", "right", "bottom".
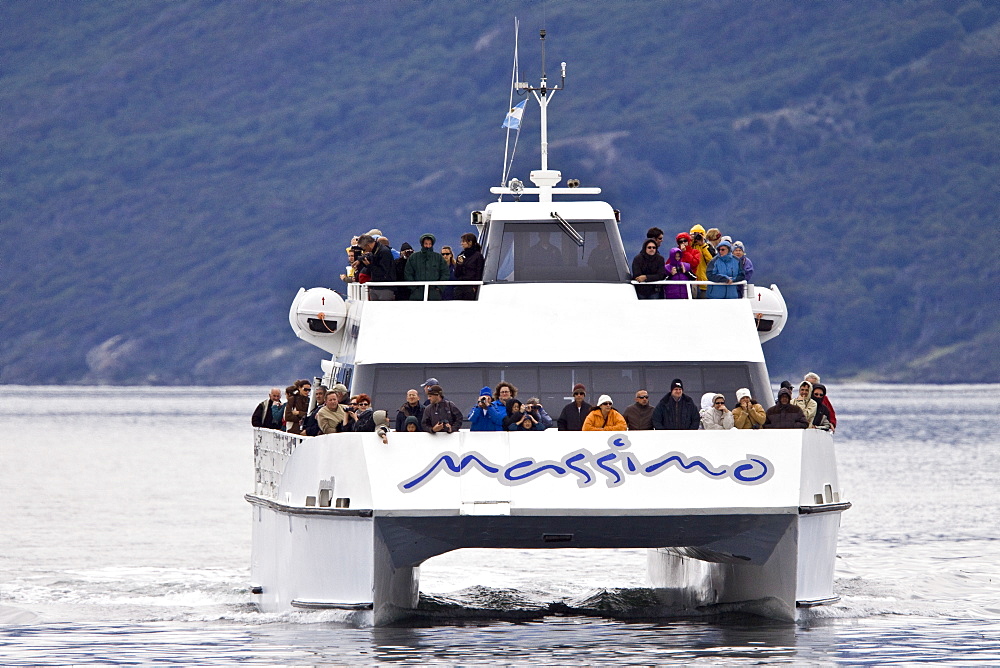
{"left": 631, "top": 238, "right": 667, "bottom": 300}
{"left": 705, "top": 240, "right": 744, "bottom": 299}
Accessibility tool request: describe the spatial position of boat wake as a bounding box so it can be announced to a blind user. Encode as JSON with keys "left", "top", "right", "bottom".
{"left": 6, "top": 566, "right": 997, "bottom": 627}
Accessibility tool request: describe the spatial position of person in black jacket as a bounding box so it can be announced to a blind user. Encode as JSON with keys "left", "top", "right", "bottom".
{"left": 652, "top": 378, "right": 700, "bottom": 430}
{"left": 557, "top": 384, "right": 592, "bottom": 431}
{"left": 454, "top": 233, "right": 484, "bottom": 300}
{"left": 395, "top": 388, "right": 424, "bottom": 432}
{"left": 631, "top": 238, "right": 667, "bottom": 299}
{"left": 251, "top": 388, "right": 283, "bottom": 429}
{"left": 358, "top": 233, "right": 396, "bottom": 300}
{"left": 394, "top": 242, "right": 413, "bottom": 300}
{"left": 764, "top": 387, "right": 809, "bottom": 429}
{"left": 421, "top": 384, "right": 464, "bottom": 434}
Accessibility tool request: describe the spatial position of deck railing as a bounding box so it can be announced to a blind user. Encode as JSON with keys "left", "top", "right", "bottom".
{"left": 629, "top": 279, "right": 753, "bottom": 300}
{"left": 347, "top": 280, "right": 753, "bottom": 301}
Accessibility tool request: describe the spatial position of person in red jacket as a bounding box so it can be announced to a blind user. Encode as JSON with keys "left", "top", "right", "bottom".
{"left": 675, "top": 233, "right": 702, "bottom": 283}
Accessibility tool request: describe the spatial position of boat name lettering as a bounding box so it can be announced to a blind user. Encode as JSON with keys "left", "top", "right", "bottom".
{"left": 398, "top": 435, "right": 774, "bottom": 492}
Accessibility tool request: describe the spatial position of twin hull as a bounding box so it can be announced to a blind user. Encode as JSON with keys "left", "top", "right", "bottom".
{"left": 248, "top": 428, "right": 846, "bottom": 623}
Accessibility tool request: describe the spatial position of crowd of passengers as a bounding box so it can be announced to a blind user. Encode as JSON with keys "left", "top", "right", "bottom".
{"left": 251, "top": 372, "right": 835, "bottom": 439}
{"left": 339, "top": 228, "right": 484, "bottom": 301}
{"left": 333, "top": 223, "right": 754, "bottom": 301}
{"left": 632, "top": 225, "right": 754, "bottom": 299}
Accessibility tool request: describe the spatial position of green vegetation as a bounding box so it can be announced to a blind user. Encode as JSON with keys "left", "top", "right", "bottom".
{"left": 1, "top": 0, "right": 997, "bottom": 384}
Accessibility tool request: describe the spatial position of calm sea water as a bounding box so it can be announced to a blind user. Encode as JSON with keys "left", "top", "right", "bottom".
{"left": 1, "top": 385, "right": 998, "bottom": 665}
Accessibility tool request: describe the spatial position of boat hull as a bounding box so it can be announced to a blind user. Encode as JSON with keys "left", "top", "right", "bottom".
{"left": 248, "top": 428, "right": 846, "bottom": 623}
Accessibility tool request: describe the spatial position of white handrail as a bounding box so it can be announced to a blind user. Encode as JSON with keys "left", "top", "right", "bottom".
{"left": 348, "top": 281, "right": 485, "bottom": 302}
{"left": 629, "top": 279, "right": 752, "bottom": 299}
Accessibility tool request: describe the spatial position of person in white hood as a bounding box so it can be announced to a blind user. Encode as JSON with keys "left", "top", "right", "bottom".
{"left": 793, "top": 381, "right": 818, "bottom": 424}
{"left": 700, "top": 392, "right": 734, "bottom": 430}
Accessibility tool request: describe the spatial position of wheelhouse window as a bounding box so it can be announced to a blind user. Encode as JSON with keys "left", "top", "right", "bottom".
{"left": 490, "top": 222, "right": 623, "bottom": 282}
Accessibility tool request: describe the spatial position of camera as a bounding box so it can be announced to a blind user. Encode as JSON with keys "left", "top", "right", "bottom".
{"left": 479, "top": 396, "right": 490, "bottom": 405}
{"left": 692, "top": 232, "right": 704, "bottom": 242}
{"left": 350, "top": 245, "right": 364, "bottom": 262}
{"left": 360, "top": 251, "right": 373, "bottom": 264}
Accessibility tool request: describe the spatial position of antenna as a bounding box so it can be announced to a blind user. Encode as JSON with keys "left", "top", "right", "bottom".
{"left": 492, "top": 29, "right": 600, "bottom": 202}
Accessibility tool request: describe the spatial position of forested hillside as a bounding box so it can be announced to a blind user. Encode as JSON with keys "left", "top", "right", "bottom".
{"left": 1, "top": 0, "right": 998, "bottom": 384}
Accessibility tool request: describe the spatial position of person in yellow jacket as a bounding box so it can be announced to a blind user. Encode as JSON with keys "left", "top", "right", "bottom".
{"left": 732, "top": 387, "right": 767, "bottom": 429}
{"left": 688, "top": 224, "right": 715, "bottom": 298}
{"left": 582, "top": 395, "right": 628, "bottom": 431}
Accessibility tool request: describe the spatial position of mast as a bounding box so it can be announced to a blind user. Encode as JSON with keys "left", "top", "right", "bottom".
{"left": 490, "top": 30, "right": 601, "bottom": 202}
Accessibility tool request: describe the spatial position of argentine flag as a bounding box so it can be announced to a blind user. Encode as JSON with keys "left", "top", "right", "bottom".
{"left": 502, "top": 100, "right": 526, "bottom": 130}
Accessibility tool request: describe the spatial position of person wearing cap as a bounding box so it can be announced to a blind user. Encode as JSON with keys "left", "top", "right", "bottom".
{"left": 395, "top": 389, "right": 424, "bottom": 432}
{"left": 622, "top": 389, "right": 654, "bottom": 430}
{"left": 700, "top": 392, "right": 735, "bottom": 430}
{"left": 706, "top": 240, "right": 743, "bottom": 299}
{"left": 404, "top": 233, "right": 449, "bottom": 301}
{"left": 418, "top": 377, "right": 441, "bottom": 405}
{"left": 653, "top": 378, "right": 700, "bottom": 430}
{"left": 688, "top": 225, "right": 714, "bottom": 298}
{"left": 582, "top": 395, "right": 627, "bottom": 431}
{"left": 764, "top": 387, "right": 808, "bottom": 429}
{"left": 357, "top": 233, "right": 396, "bottom": 301}
{"left": 557, "top": 383, "right": 592, "bottom": 431}
{"left": 420, "top": 384, "right": 463, "bottom": 433}
{"left": 329, "top": 382, "right": 349, "bottom": 402}
{"left": 468, "top": 386, "right": 506, "bottom": 431}
{"left": 402, "top": 415, "right": 421, "bottom": 432}
{"left": 454, "top": 233, "right": 484, "bottom": 300}
{"left": 731, "top": 240, "right": 754, "bottom": 297}
{"left": 733, "top": 388, "right": 766, "bottom": 429}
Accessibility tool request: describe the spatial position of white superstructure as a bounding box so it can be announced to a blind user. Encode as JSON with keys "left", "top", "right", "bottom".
{"left": 249, "top": 35, "right": 846, "bottom": 624}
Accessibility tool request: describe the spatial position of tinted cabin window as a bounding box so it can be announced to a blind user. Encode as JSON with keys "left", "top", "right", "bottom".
{"left": 352, "top": 362, "right": 762, "bottom": 425}
{"left": 493, "top": 222, "right": 621, "bottom": 282}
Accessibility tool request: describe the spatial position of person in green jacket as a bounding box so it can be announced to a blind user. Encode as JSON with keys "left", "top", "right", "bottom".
{"left": 403, "top": 233, "right": 450, "bottom": 300}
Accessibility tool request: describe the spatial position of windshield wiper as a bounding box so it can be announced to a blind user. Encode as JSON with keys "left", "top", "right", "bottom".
{"left": 550, "top": 211, "right": 585, "bottom": 247}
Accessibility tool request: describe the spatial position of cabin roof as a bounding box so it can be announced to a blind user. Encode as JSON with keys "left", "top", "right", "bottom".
{"left": 483, "top": 200, "right": 616, "bottom": 222}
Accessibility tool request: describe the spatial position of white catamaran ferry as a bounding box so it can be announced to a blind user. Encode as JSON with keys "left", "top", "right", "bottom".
{"left": 247, "top": 33, "right": 849, "bottom": 624}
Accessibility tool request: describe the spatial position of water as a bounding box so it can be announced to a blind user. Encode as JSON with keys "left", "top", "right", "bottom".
{"left": 1, "top": 385, "right": 998, "bottom": 664}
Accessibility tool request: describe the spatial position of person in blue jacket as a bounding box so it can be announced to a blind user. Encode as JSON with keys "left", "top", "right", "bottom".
{"left": 706, "top": 239, "right": 744, "bottom": 299}
{"left": 467, "top": 385, "right": 506, "bottom": 431}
